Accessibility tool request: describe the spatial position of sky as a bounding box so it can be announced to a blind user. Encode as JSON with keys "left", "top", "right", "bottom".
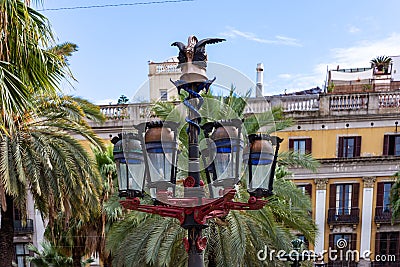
{"left": 37, "top": 0, "right": 400, "bottom": 104}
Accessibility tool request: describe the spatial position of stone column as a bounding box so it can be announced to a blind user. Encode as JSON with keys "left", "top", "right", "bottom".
{"left": 359, "top": 177, "right": 376, "bottom": 267}
{"left": 314, "top": 178, "right": 328, "bottom": 255}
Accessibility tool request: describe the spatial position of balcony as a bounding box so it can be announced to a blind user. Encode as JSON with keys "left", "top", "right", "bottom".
{"left": 371, "top": 261, "right": 400, "bottom": 267}
{"left": 327, "top": 262, "right": 358, "bottom": 267}
{"left": 374, "top": 207, "right": 392, "bottom": 224}
{"left": 327, "top": 208, "right": 360, "bottom": 225}
{"left": 14, "top": 219, "right": 34, "bottom": 234}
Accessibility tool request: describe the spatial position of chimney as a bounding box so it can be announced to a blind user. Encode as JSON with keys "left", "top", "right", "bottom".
{"left": 256, "top": 63, "right": 264, "bottom": 97}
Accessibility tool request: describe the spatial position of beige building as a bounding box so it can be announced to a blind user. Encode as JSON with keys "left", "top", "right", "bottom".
{"left": 148, "top": 57, "right": 181, "bottom": 102}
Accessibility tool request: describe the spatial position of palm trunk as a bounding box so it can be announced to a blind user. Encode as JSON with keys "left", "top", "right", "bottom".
{"left": 0, "top": 195, "right": 15, "bottom": 267}
{"left": 72, "top": 248, "right": 83, "bottom": 267}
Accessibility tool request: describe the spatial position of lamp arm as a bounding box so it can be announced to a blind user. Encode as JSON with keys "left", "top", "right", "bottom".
{"left": 267, "top": 136, "right": 283, "bottom": 193}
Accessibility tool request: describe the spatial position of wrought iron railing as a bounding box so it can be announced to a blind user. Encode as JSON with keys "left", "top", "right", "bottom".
{"left": 327, "top": 208, "right": 360, "bottom": 225}
{"left": 14, "top": 219, "right": 34, "bottom": 234}
{"left": 326, "top": 262, "right": 358, "bottom": 267}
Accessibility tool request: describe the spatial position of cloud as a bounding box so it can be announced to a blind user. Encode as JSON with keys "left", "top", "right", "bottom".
{"left": 278, "top": 73, "right": 292, "bottom": 79}
{"left": 221, "top": 27, "right": 302, "bottom": 47}
{"left": 95, "top": 98, "right": 116, "bottom": 105}
{"left": 348, "top": 25, "right": 360, "bottom": 34}
{"left": 268, "top": 33, "right": 400, "bottom": 94}
{"left": 319, "top": 33, "right": 400, "bottom": 70}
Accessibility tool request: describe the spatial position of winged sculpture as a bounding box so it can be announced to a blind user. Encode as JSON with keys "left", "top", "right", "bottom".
{"left": 171, "top": 36, "right": 225, "bottom": 69}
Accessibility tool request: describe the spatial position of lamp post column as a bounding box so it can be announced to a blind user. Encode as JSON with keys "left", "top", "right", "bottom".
{"left": 185, "top": 82, "right": 205, "bottom": 267}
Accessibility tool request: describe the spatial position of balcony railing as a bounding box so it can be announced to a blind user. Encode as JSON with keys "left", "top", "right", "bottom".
{"left": 329, "top": 94, "right": 368, "bottom": 111}
{"left": 327, "top": 262, "right": 358, "bottom": 267}
{"left": 14, "top": 219, "right": 34, "bottom": 234}
{"left": 371, "top": 261, "right": 400, "bottom": 267}
{"left": 99, "top": 103, "right": 155, "bottom": 121}
{"left": 97, "top": 91, "right": 400, "bottom": 124}
{"left": 327, "top": 208, "right": 360, "bottom": 225}
{"left": 379, "top": 92, "right": 400, "bottom": 109}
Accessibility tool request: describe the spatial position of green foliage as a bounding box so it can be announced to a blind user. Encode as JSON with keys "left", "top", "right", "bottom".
{"left": 0, "top": 0, "right": 75, "bottom": 134}
{"left": 371, "top": 56, "right": 392, "bottom": 72}
{"left": 27, "top": 242, "right": 94, "bottom": 267}
{"left": 45, "top": 144, "right": 123, "bottom": 264}
{"left": 117, "top": 95, "right": 129, "bottom": 104}
{"left": 390, "top": 172, "right": 400, "bottom": 222}
{"left": 327, "top": 81, "right": 335, "bottom": 93}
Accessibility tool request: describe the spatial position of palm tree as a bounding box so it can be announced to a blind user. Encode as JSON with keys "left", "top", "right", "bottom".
{"left": 106, "top": 88, "right": 318, "bottom": 266}
{"left": 27, "top": 241, "right": 95, "bottom": 267}
{"left": 0, "top": 94, "right": 106, "bottom": 266}
{"left": 46, "top": 145, "right": 123, "bottom": 267}
{"left": 370, "top": 56, "right": 392, "bottom": 73}
{"left": 0, "top": 0, "right": 73, "bottom": 134}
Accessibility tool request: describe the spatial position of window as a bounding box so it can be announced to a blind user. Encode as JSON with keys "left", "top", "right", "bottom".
{"left": 15, "top": 243, "right": 30, "bottom": 267}
{"left": 375, "top": 232, "right": 399, "bottom": 265}
{"left": 159, "top": 89, "right": 168, "bottom": 101}
{"left": 289, "top": 138, "right": 312, "bottom": 154}
{"left": 329, "top": 183, "right": 359, "bottom": 216}
{"left": 329, "top": 234, "right": 357, "bottom": 266}
{"left": 297, "top": 184, "right": 312, "bottom": 198}
{"left": 377, "top": 182, "right": 394, "bottom": 212}
{"left": 338, "top": 136, "right": 361, "bottom": 158}
{"left": 383, "top": 134, "right": 400, "bottom": 156}
{"left": 336, "top": 184, "right": 352, "bottom": 215}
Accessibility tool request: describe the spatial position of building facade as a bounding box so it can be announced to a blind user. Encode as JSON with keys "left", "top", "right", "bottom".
{"left": 95, "top": 56, "right": 400, "bottom": 266}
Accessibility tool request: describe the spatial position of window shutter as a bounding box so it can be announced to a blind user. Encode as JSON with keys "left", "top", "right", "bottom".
{"left": 305, "top": 138, "right": 312, "bottom": 154}
{"left": 329, "top": 184, "right": 336, "bottom": 209}
{"left": 305, "top": 183, "right": 312, "bottom": 199}
{"left": 338, "top": 137, "right": 344, "bottom": 158}
{"left": 355, "top": 136, "right": 362, "bottom": 157}
{"left": 375, "top": 232, "right": 381, "bottom": 256}
{"left": 329, "top": 234, "right": 334, "bottom": 250}
{"left": 352, "top": 183, "right": 360, "bottom": 208}
{"left": 289, "top": 139, "right": 294, "bottom": 150}
{"left": 351, "top": 234, "right": 357, "bottom": 250}
{"left": 376, "top": 182, "right": 384, "bottom": 207}
{"left": 383, "top": 135, "right": 389, "bottom": 156}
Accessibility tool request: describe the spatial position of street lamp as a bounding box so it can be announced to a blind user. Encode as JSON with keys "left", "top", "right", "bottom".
{"left": 245, "top": 134, "right": 283, "bottom": 198}
{"left": 112, "top": 36, "right": 283, "bottom": 267}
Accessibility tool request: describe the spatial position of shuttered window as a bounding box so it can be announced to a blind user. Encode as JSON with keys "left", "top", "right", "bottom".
{"left": 289, "top": 138, "right": 312, "bottom": 154}
{"left": 297, "top": 183, "right": 312, "bottom": 199}
{"left": 329, "top": 183, "right": 359, "bottom": 212}
{"left": 375, "top": 232, "right": 399, "bottom": 260}
{"left": 377, "top": 182, "right": 394, "bottom": 212}
{"left": 338, "top": 136, "right": 361, "bottom": 158}
{"left": 383, "top": 134, "right": 400, "bottom": 156}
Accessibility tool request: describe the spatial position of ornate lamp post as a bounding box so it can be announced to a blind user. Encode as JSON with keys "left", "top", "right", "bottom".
{"left": 112, "top": 36, "right": 283, "bottom": 267}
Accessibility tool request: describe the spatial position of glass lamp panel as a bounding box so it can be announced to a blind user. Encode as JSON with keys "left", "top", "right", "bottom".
{"left": 127, "top": 158, "right": 144, "bottom": 191}
{"left": 117, "top": 161, "right": 128, "bottom": 191}
{"left": 214, "top": 139, "right": 241, "bottom": 181}
{"left": 146, "top": 142, "right": 174, "bottom": 183}
{"left": 148, "top": 152, "right": 169, "bottom": 182}
{"left": 247, "top": 151, "right": 274, "bottom": 192}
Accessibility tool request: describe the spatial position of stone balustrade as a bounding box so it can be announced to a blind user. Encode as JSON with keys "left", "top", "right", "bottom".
{"left": 98, "top": 91, "right": 400, "bottom": 123}
{"left": 378, "top": 92, "right": 400, "bottom": 108}
{"left": 329, "top": 93, "right": 368, "bottom": 110}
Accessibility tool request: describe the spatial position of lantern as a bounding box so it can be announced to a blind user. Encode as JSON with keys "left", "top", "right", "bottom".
{"left": 203, "top": 119, "right": 242, "bottom": 197}
{"left": 140, "top": 121, "right": 178, "bottom": 197}
{"left": 112, "top": 133, "right": 145, "bottom": 198}
{"left": 244, "top": 134, "right": 283, "bottom": 198}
